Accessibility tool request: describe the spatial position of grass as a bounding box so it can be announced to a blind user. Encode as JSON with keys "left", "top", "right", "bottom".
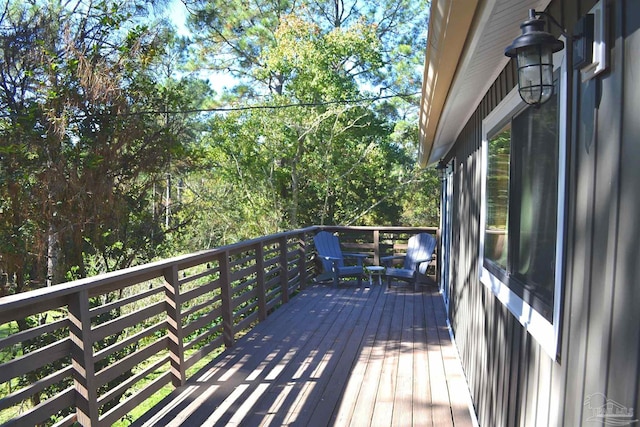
{"left": 109, "top": 342, "right": 226, "bottom": 426}
{"left": 111, "top": 383, "right": 173, "bottom": 427}
{"left": 0, "top": 289, "right": 257, "bottom": 426}
{"left": 0, "top": 321, "right": 16, "bottom": 339}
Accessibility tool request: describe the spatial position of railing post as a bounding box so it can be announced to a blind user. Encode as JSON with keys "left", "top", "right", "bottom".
{"left": 164, "top": 265, "right": 185, "bottom": 387}
{"left": 279, "top": 236, "right": 289, "bottom": 303}
{"left": 256, "top": 243, "right": 267, "bottom": 321}
{"left": 373, "top": 230, "right": 380, "bottom": 265}
{"left": 68, "top": 289, "right": 99, "bottom": 426}
{"left": 219, "top": 251, "right": 235, "bottom": 348}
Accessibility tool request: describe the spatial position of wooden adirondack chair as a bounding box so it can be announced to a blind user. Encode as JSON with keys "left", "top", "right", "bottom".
{"left": 313, "top": 231, "right": 368, "bottom": 287}
{"left": 381, "top": 233, "right": 436, "bottom": 290}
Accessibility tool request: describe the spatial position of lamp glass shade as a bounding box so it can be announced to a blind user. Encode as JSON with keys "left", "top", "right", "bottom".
{"left": 516, "top": 45, "right": 555, "bottom": 105}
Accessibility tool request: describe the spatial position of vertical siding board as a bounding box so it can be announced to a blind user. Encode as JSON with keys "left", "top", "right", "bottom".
{"left": 608, "top": 0, "right": 640, "bottom": 416}
{"left": 494, "top": 306, "right": 503, "bottom": 427}
{"left": 495, "top": 306, "right": 507, "bottom": 427}
{"left": 486, "top": 294, "right": 496, "bottom": 426}
{"left": 523, "top": 343, "right": 541, "bottom": 426}
{"left": 518, "top": 335, "right": 531, "bottom": 426}
{"left": 563, "top": 70, "right": 598, "bottom": 427}
{"left": 496, "top": 71, "right": 510, "bottom": 427}
{"left": 474, "top": 114, "right": 486, "bottom": 425}
{"left": 506, "top": 323, "right": 522, "bottom": 427}
{"left": 584, "top": 0, "right": 624, "bottom": 413}
{"left": 503, "top": 309, "right": 514, "bottom": 427}
{"left": 548, "top": 351, "right": 565, "bottom": 426}
{"left": 467, "top": 139, "right": 484, "bottom": 423}
{"left": 559, "top": 2, "right": 585, "bottom": 423}
{"left": 550, "top": 0, "right": 580, "bottom": 424}
{"left": 461, "top": 119, "right": 471, "bottom": 399}
{"left": 450, "top": 108, "right": 484, "bottom": 425}
{"left": 476, "top": 103, "right": 490, "bottom": 422}
{"left": 536, "top": 352, "right": 553, "bottom": 426}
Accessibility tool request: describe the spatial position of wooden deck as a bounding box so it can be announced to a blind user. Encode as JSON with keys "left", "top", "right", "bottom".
{"left": 133, "top": 283, "right": 476, "bottom": 427}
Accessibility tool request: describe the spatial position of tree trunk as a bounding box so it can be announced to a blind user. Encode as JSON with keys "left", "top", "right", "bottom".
{"left": 46, "top": 226, "right": 60, "bottom": 287}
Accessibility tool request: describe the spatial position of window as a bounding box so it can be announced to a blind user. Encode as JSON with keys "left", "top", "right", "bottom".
{"left": 480, "top": 52, "right": 566, "bottom": 359}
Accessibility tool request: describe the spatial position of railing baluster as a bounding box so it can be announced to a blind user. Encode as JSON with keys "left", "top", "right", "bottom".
{"left": 220, "top": 251, "right": 234, "bottom": 348}
{"left": 68, "top": 289, "right": 99, "bottom": 426}
{"left": 164, "top": 265, "right": 185, "bottom": 387}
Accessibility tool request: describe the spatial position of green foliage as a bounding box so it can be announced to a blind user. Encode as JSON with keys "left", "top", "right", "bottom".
{"left": 259, "top": 15, "right": 382, "bottom": 101}
{"left": 186, "top": 0, "right": 430, "bottom": 95}
{"left": 151, "top": 0, "right": 438, "bottom": 250}
{"left": 0, "top": 0, "right": 438, "bottom": 277}
{"left": 0, "top": 0, "right": 200, "bottom": 290}
{"left": 0, "top": 0, "right": 439, "bottom": 419}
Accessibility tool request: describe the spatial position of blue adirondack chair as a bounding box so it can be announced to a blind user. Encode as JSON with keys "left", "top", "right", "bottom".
{"left": 313, "top": 231, "right": 368, "bottom": 287}
{"left": 381, "top": 233, "right": 436, "bottom": 290}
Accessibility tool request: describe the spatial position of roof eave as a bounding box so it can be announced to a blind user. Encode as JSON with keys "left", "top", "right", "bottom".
{"left": 418, "top": 0, "right": 479, "bottom": 168}
{"left": 418, "top": 0, "right": 553, "bottom": 168}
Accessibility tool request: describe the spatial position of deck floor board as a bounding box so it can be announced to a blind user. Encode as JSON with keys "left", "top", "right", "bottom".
{"left": 134, "top": 284, "right": 476, "bottom": 427}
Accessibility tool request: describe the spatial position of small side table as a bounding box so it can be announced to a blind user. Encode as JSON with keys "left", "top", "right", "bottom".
{"left": 365, "top": 266, "right": 385, "bottom": 286}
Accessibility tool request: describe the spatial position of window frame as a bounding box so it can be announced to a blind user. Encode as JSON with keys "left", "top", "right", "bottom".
{"left": 479, "top": 48, "right": 567, "bottom": 360}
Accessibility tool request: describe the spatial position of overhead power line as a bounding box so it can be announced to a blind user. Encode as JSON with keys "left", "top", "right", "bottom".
{"left": 0, "top": 92, "right": 420, "bottom": 119}
{"left": 115, "top": 91, "right": 420, "bottom": 116}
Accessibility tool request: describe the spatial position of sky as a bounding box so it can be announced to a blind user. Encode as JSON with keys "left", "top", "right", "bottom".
{"left": 168, "top": 0, "right": 190, "bottom": 37}
{"left": 166, "top": 0, "right": 237, "bottom": 91}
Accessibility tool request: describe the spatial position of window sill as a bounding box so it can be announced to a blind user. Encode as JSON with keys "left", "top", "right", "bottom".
{"left": 480, "top": 267, "right": 559, "bottom": 359}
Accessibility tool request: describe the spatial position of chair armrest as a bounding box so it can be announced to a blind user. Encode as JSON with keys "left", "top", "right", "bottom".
{"left": 380, "top": 255, "right": 405, "bottom": 266}
{"left": 410, "top": 258, "right": 433, "bottom": 271}
{"left": 344, "top": 253, "right": 368, "bottom": 259}
{"left": 319, "top": 255, "right": 341, "bottom": 266}
{"left": 344, "top": 253, "right": 368, "bottom": 266}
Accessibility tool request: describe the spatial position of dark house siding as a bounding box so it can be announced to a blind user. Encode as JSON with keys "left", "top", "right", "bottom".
{"left": 444, "top": 0, "right": 640, "bottom": 425}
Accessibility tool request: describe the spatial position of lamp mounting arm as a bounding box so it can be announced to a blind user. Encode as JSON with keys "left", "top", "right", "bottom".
{"left": 531, "top": 9, "right": 570, "bottom": 40}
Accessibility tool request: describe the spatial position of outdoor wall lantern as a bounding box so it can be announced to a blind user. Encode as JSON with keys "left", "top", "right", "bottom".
{"left": 505, "top": 9, "right": 567, "bottom": 106}
{"left": 436, "top": 160, "right": 447, "bottom": 181}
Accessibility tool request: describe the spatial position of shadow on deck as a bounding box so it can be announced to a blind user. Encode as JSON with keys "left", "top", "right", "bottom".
{"left": 133, "top": 283, "right": 476, "bottom": 427}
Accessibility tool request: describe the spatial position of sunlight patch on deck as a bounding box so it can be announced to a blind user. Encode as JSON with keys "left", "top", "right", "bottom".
{"left": 140, "top": 385, "right": 198, "bottom": 427}
{"left": 203, "top": 383, "right": 250, "bottom": 425}
{"left": 293, "top": 350, "right": 317, "bottom": 379}
{"left": 218, "top": 354, "right": 251, "bottom": 382}
{"left": 226, "top": 383, "right": 271, "bottom": 426}
{"left": 246, "top": 348, "right": 280, "bottom": 381}
{"left": 164, "top": 385, "right": 220, "bottom": 427}
{"left": 265, "top": 347, "right": 298, "bottom": 380}
{"left": 260, "top": 383, "right": 296, "bottom": 426}
{"left": 310, "top": 349, "right": 334, "bottom": 378}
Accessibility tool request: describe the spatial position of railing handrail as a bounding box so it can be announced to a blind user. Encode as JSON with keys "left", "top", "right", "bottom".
{"left": 0, "top": 225, "right": 436, "bottom": 310}
{"left": 0, "top": 226, "right": 319, "bottom": 318}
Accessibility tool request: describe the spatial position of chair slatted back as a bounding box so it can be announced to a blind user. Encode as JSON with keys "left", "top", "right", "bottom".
{"left": 313, "top": 231, "right": 345, "bottom": 271}
{"left": 404, "top": 233, "right": 437, "bottom": 274}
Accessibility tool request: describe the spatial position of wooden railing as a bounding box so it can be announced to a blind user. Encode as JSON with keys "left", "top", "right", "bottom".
{"left": 0, "top": 226, "right": 436, "bottom": 426}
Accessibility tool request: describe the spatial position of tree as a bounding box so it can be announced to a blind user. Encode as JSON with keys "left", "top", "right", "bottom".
{"left": 172, "top": 0, "right": 434, "bottom": 235}
{"left": 0, "top": 0, "right": 202, "bottom": 290}
{"left": 183, "top": 0, "right": 429, "bottom": 96}
{"left": 0, "top": 1, "right": 220, "bottom": 420}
